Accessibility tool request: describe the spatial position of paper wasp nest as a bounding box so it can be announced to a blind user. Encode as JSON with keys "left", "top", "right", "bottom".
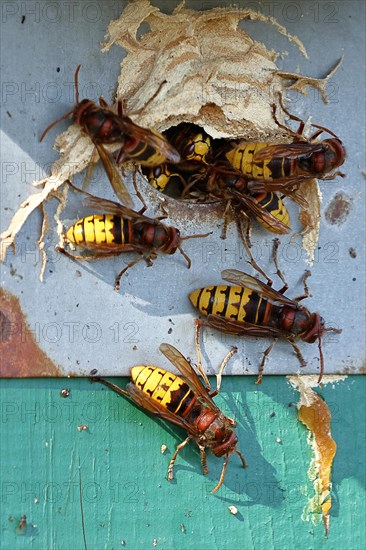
{"left": 104, "top": 0, "right": 305, "bottom": 138}
{"left": 1, "top": 0, "right": 339, "bottom": 264}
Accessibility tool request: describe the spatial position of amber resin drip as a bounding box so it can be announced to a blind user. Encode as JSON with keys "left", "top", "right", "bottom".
{"left": 298, "top": 386, "right": 337, "bottom": 535}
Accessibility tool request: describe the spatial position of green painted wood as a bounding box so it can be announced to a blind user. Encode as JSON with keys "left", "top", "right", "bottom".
{"left": 0, "top": 376, "right": 365, "bottom": 550}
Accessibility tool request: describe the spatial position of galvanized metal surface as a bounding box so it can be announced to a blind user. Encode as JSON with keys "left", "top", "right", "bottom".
{"left": 0, "top": 0, "right": 365, "bottom": 377}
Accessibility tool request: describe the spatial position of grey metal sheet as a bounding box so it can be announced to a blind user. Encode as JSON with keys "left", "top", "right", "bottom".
{"left": 1, "top": 0, "right": 365, "bottom": 377}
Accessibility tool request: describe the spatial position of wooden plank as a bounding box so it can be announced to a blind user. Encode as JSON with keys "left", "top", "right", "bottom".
{"left": 0, "top": 376, "right": 365, "bottom": 549}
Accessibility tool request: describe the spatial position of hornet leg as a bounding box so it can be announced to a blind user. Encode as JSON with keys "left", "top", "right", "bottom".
{"left": 273, "top": 238, "right": 288, "bottom": 290}
{"left": 235, "top": 213, "right": 272, "bottom": 285}
{"left": 220, "top": 199, "right": 232, "bottom": 241}
{"left": 257, "top": 339, "right": 278, "bottom": 384}
{"left": 294, "top": 270, "right": 312, "bottom": 302}
{"left": 289, "top": 339, "right": 307, "bottom": 368}
{"left": 194, "top": 319, "right": 211, "bottom": 390}
{"left": 115, "top": 256, "right": 146, "bottom": 290}
{"left": 167, "top": 436, "right": 192, "bottom": 481}
{"left": 198, "top": 445, "right": 209, "bottom": 476}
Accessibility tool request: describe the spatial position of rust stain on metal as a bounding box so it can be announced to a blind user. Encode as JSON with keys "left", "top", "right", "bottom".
{"left": 0, "top": 288, "right": 61, "bottom": 377}
{"left": 324, "top": 192, "right": 352, "bottom": 225}
{"left": 340, "top": 360, "right": 366, "bottom": 375}
{"left": 359, "top": 361, "right": 366, "bottom": 374}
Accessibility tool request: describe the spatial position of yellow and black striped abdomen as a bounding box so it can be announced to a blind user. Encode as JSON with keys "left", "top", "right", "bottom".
{"left": 226, "top": 142, "right": 292, "bottom": 181}
{"left": 130, "top": 366, "right": 196, "bottom": 416}
{"left": 127, "top": 142, "right": 166, "bottom": 167}
{"left": 189, "top": 284, "right": 270, "bottom": 324}
{"left": 226, "top": 142, "right": 270, "bottom": 179}
{"left": 125, "top": 129, "right": 169, "bottom": 166}
{"left": 253, "top": 192, "right": 290, "bottom": 232}
{"left": 65, "top": 214, "right": 131, "bottom": 247}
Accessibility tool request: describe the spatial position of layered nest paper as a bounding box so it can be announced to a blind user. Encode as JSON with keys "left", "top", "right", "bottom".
{"left": 1, "top": 0, "right": 342, "bottom": 268}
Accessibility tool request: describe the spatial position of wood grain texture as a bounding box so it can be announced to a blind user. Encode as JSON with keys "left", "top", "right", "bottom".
{"left": 0, "top": 376, "right": 364, "bottom": 550}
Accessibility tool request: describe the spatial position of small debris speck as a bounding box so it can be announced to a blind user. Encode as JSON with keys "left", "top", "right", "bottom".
{"left": 16, "top": 515, "right": 27, "bottom": 534}
{"left": 120, "top": 541, "right": 126, "bottom": 546}
{"left": 161, "top": 444, "right": 167, "bottom": 454}
{"left": 60, "top": 388, "right": 70, "bottom": 398}
{"left": 269, "top": 412, "right": 276, "bottom": 418}
{"left": 153, "top": 538, "right": 158, "bottom": 547}
{"left": 181, "top": 523, "right": 186, "bottom": 533}
{"left": 168, "top": 328, "right": 173, "bottom": 334}
{"left": 77, "top": 424, "right": 88, "bottom": 432}
{"left": 34, "top": 498, "right": 39, "bottom": 504}
{"left": 228, "top": 505, "right": 238, "bottom": 515}
{"left": 349, "top": 247, "right": 357, "bottom": 258}
{"left": 90, "top": 369, "right": 98, "bottom": 376}
{"left": 276, "top": 437, "right": 282, "bottom": 444}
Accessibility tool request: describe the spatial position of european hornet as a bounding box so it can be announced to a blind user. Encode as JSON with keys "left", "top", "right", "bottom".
{"left": 166, "top": 123, "right": 212, "bottom": 167}
{"left": 40, "top": 65, "right": 180, "bottom": 207}
{"left": 189, "top": 269, "right": 342, "bottom": 384}
{"left": 143, "top": 164, "right": 187, "bottom": 194}
{"left": 142, "top": 122, "right": 212, "bottom": 196}
{"left": 251, "top": 192, "right": 290, "bottom": 233}
{"left": 57, "top": 183, "right": 208, "bottom": 290}
{"left": 225, "top": 100, "right": 346, "bottom": 195}
{"left": 93, "top": 328, "right": 246, "bottom": 493}
{"left": 142, "top": 124, "right": 213, "bottom": 194}
{"left": 141, "top": 123, "right": 291, "bottom": 236}
{"left": 179, "top": 163, "right": 292, "bottom": 284}
{"left": 184, "top": 164, "right": 291, "bottom": 236}
{"left": 142, "top": 128, "right": 291, "bottom": 283}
